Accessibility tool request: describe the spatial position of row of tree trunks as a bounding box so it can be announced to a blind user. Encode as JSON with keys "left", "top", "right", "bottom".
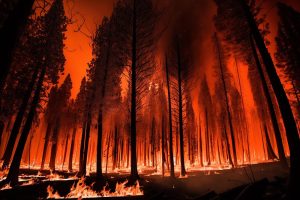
{"left": 240, "top": 1, "right": 300, "bottom": 198}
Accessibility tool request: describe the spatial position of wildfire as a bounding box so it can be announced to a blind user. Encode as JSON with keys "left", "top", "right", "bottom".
{"left": 47, "top": 178, "right": 143, "bottom": 199}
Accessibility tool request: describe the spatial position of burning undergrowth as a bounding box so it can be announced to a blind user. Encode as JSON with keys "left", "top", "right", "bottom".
{"left": 47, "top": 177, "right": 143, "bottom": 199}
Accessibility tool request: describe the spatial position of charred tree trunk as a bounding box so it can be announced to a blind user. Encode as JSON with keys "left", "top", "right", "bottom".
{"left": 130, "top": 0, "right": 139, "bottom": 180}
{"left": 263, "top": 123, "right": 277, "bottom": 160}
{"left": 151, "top": 118, "right": 155, "bottom": 167}
{"left": 165, "top": 55, "right": 175, "bottom": 178}
{"left": 176, "top": 40, "right": 186, "bottom": 177}
{"left": 215, "top": 33, "right": 237, "bottom": 167}
{"left": 222, "top": 116, "right": 234, "bottom": 166}
{"left": 205, "top": 108, "right": 211, "bottom": 166}
{"left": 80, "top": 110, "right": 91, "bottom": 176}
{"left": 198, "top": 114, "right": 203, "bottom": 167}
{"left": 112, "top": 125, "right": 118, "bottom": 171}
{"left": 0, "top": 0, "right": 35, "bottom": 94}
{"left": 68, "top": 126, "right": 77, "bottom": 172}
{"left": 250, "top": 35, "right": 287, "bottom": 167}
{"left": 2, "top": 66, "right": 39, "bottom": 170}
{"left": 40, "top": 123, "right": 52, "bottom": 170}
{"left": 241, "top": 1, "right": 300, "bottom": 197}
{"left": 79, "top": 120, "right": 87, "bottom": 174}
{"left": 62, "top": 133, "right": 69, "bottom": 170}
{"left": 49, "top": 119, "right": 60, "bottom": 172}
{"left": 161, "top": 116, "right": 165, "bottom": 176}
{"left": 4, "top": 66, "right": 45, "bottom": 186}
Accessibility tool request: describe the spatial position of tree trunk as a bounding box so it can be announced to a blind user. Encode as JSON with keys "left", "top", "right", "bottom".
{"left": 2, "top": 66, "right": 39, "bottom": 170}
{"left": 205, "top": 108, "right": 210, "bottom": 166}
{"left": 215, "top": 33, "right": 237, "bottom": 167}
{"left": 263, "top": 123, "right": 278, "bottom": 160}
{"left": 176, "top": 40, "right": 186, "bottom": 177}
{"left": 0, "top": 121, "right": 4, "bottom": 147}
{"left": 68, "top": 126, "right": 77, "bottom": 172}
{"left": 49, "top": 119, "right": 60, "bottom": 172}
{"left": 222, "top": 116, "right": 234, "bottom": 166}
{"left": 79, "top": 120, "right": 86, "bottom": 174}
{"left": 198, "top": 114, "right": 203, "bottom": 167}
{"left": 5, "top": 66, "right": 45, "bottom": 186}
{"left": 250, "top": 35, "right": 287, "bottom": 167}
{"left": 40, "top": 123, "right": 52, "bottom": 170}
{"left": 0, "top": 0, "right": 35, "bottom": 94}
{"left": 130, "top": 0, "right": 139, "bottom": 180}
{"left": 161, "top": 116, "right": 165, "bottom": 176}
{"left": 165, "top": 55, "right": 175, "bottom": 178}
{"left": 62, "top": 133, "right": 69, "bottom": 170}
{"left": 112, "top": 125, "right": 118, "bottom": 170}
{"left": 240, "top": 1, "right": 300, "bottom": 197}
{"left": 80, "top": 110, "right": 91, "bottom": 176}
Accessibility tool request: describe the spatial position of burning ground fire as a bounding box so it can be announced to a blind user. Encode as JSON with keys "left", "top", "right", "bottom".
{"left": 47, "top": 177, "right": 143, "bottom": 199}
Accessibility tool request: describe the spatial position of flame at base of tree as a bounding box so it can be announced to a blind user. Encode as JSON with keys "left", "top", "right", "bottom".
{"left": 47, "top": 178, "right": 143, "bottom": 199}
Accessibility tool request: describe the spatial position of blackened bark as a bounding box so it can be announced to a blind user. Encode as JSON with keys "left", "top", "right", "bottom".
{"left": 49, "top": 119, "right": 60, "bottom": 172}
{"left": 222, "top": 116, "right": 234, "bottom": 166}
{"left": 2, "top": 66, "right": 39, "bottom": 170}
{"left": 263, "top": 123, "right": 278, "bottom": 160}
{"left": 215, "top": 33, "right": 237, "bottom": 167}
{"left": 198, "top": 114, "right": 203, "bottom": 167}
{"left": 5, "top": 66, "right": 45, "bottom": 186}
{"left": 161, "top": 116, "right": 165, "bottom": 176}
{"left": 79, "top": 120, "right": 86, "bottom": 174}
{"left": 62, "top": 133, "right": 69, "bottom": 170}
{"left": 68, "top": 127, "right": 77, "bottom": 171}
{"left": 130, "top": 0, "right": 139, "bottom": 180}
{"left": 0, "top": 121, "right": 4, "bottom": 147}
{"left": 0, "top": 0, "right": 35, "bottom": 94}
{"left": 40, "top": 123, "right": 52, "bottom": 170}
{"left": 250, "top": 35, "right": 287, "bottom": 167}
{"left": 80, "top": 111, "right": 91, "bottom": 176}
{"left": 112, "top": 125, "right": 118, "bottom": 170}
{"left": 176, "top": 40, "right": 186, "bottom": 176}
{"left": 205, "top": 108, "right": 210, "bottom": 165}
{"left": 240, "top": 1, "right": 300, "bottom": 197}
{"left": 165, "top": 55, "right": 175, "bottom": 178}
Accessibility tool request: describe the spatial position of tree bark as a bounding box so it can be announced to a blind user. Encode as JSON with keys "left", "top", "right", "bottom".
{"left": 2, "top": 66, "right": 39, "bottom": 170}
{"left": 5, "top": 66, "right": 45, "bottom": 186}
{"left": 130, "top": 0, "right": 139, "bottom": 180}
{"left": 68, "top": 126, "right": 77, "bottom": 172}
{"left": 49, "top": 119, "right": 60, "bottom": 172}
{"left": 250, "top": 35, "right": 287, "bottom": 167}
{"left": 215, "top": 33, "right": 237, "bottom": 167}
{"left": 40, "top": 123, "right": 52, "bottom": 170}
{"left": 165, "top": 55, "right": 175, "bottom": 178}
{"left": 240, "top": 1, "right": 300, "bottom": 197}
{"left": 176, "top": 40, "right": 186, "bottom": 176}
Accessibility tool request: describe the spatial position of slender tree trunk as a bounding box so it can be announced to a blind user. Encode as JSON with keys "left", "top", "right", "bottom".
{"left": 205, "top": 108, "right": 210, "bottom": 166}
{"left": 165, "top": 55, "right": 175, "bottom": 178}
{"left": 49, "top": 119, "right": 60, "bottom": 172}
{"left": 151, "top": 118, "right": 155, "bottom": 167}
{"left": 250, "top": 35, "right": 287, "bottom": 167}
{"left": 2, "top": 66, "right": 39, "bottom": 170}
{"left": 62, "top": 133, "right": 69, "bottom": 170}
{"left": 240, "top": 1, "right": 300, "bottom": 197}
{"left": 215, "top": 33, "right": 237, "bottom": 166}
{"left": 40, "top": 123, "right": 52, "bottom": 170}
{"left": 112, "top": 125, "right": 118, "bottom": 170}
{"left": 80, "top": 110, "right": 91, "bottom": 176}
{"left": 161, "top": 116, "right": 165, "bottom": 176}
{"left": 198, "top": 114, "right": 203, "bottom": 167}
{"left": 130, "top": 0, "right": 139, "bottom": 180}
{"left": 222, "top": 116, "right": 234, "bottom": 166}
{"left": 4, "top": 66, "right": 45, "bottom": 186}
{"left": 68, "top": 126, "right": 77, "bottom": 172}
{"left": 176, "top": 40, "right": 186, "bottom": 177}
{"left": 263, "top": 123, "right": 277, "bottom": 160}
{"left": 105, "top": 131, "right": 111, "bottom": 174}
{"left": 79, "top": 120, "right": 87, "bottom": 174}
{"left": 0, "top": 0, "right": 35, "bottom": 94}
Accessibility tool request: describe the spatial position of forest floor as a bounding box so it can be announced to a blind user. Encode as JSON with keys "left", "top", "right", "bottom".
{"left": 0, "top": 161, "right": 289, "bottom": 200}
